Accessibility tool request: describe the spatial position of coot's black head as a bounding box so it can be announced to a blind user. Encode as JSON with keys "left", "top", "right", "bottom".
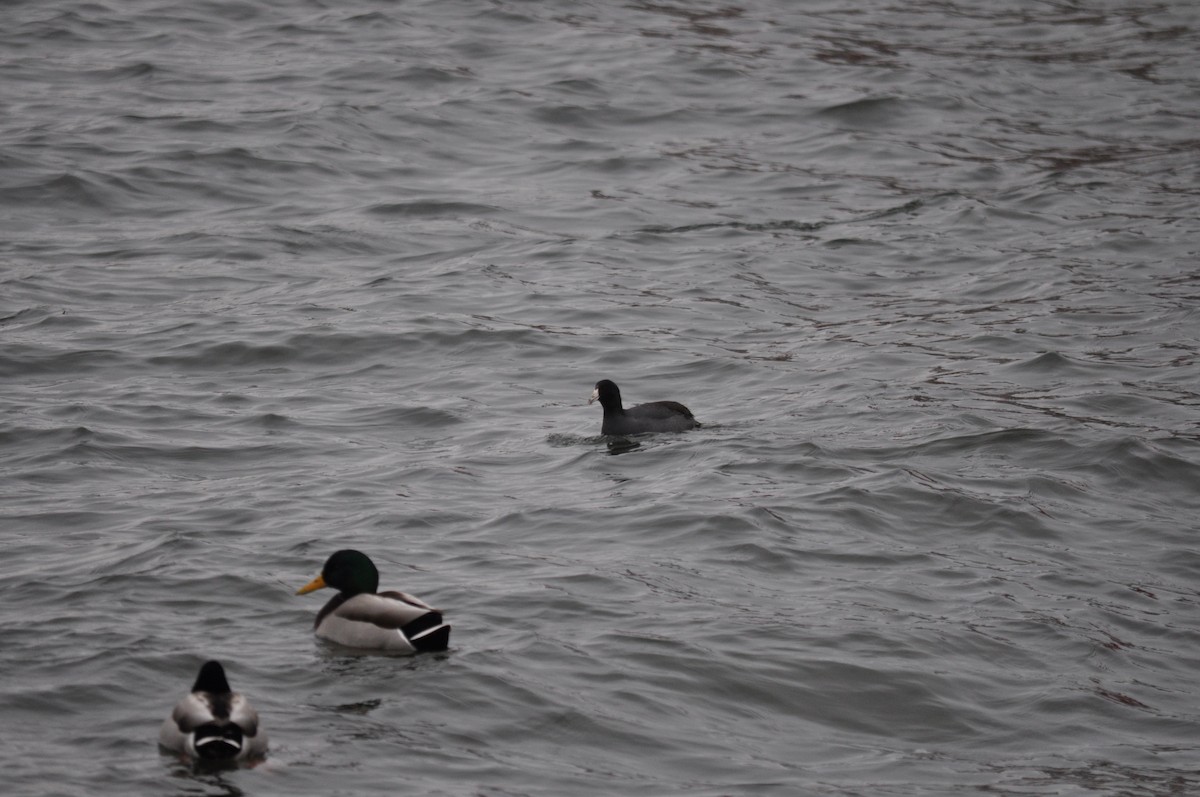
{"left": 589, "top": 380, "right": 623, "bottom": 412}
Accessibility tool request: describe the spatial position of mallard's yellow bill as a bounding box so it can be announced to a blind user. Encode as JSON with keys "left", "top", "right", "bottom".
{"left": 296, "top": 574, "right": 327, "bottom": 595}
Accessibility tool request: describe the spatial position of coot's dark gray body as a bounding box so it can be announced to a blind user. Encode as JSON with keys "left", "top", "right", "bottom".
{"left": 589, "top": 379, "right": 699, "bottom": 436}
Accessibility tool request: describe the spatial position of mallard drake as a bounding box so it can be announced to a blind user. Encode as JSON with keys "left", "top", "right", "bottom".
{"left": 296, "top": 549, "right": 450, "bottom": 654}
{"left": 589, "top": 379, "right": 700, "bottom": 436}
{"left": 159, "top": 660, "right": 267, "bottom": 762}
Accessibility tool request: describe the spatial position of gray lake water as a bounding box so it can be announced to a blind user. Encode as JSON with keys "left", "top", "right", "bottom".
{"left": 2, "top": 1, "right": 1199, "bottom": 795}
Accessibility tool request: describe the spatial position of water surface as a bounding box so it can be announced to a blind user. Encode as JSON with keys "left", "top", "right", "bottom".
{"left": 2, "top": 1, "right": 1199, "bottom": 795}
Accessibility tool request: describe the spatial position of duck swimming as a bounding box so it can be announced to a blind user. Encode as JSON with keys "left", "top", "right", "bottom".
{"left": 588, "top": 379, "right": 700, "bottom": 436}
{"left": 159, "top": 660, "right": 267, "bottom": 763}
{"left": 296, "top": 549, "right": 450, "bottom": 654}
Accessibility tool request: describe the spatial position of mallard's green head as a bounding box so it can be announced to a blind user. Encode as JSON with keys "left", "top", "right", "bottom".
{"left": 297, "top": 549, "right": 380, "bottom": 597}
{"left": 192, "top": 660, "right": 232, "bottom": 694}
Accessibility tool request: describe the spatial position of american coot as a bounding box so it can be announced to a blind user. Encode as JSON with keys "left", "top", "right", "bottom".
{"left": 159, "top": 660, "right": 268, "bottom": 763}
{"left": 588, "top": 379, "right": 700, "bottom": 436}
{"left": 296, "top": 549, "right": 450, "bottom": 654}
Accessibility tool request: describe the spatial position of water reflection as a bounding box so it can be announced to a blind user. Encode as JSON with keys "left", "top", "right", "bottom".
{"left": 164, "top": 759, "right": 250, "bottom": 796}
{"left": 606, "top": 438, "right": 642, "bottom": 455}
